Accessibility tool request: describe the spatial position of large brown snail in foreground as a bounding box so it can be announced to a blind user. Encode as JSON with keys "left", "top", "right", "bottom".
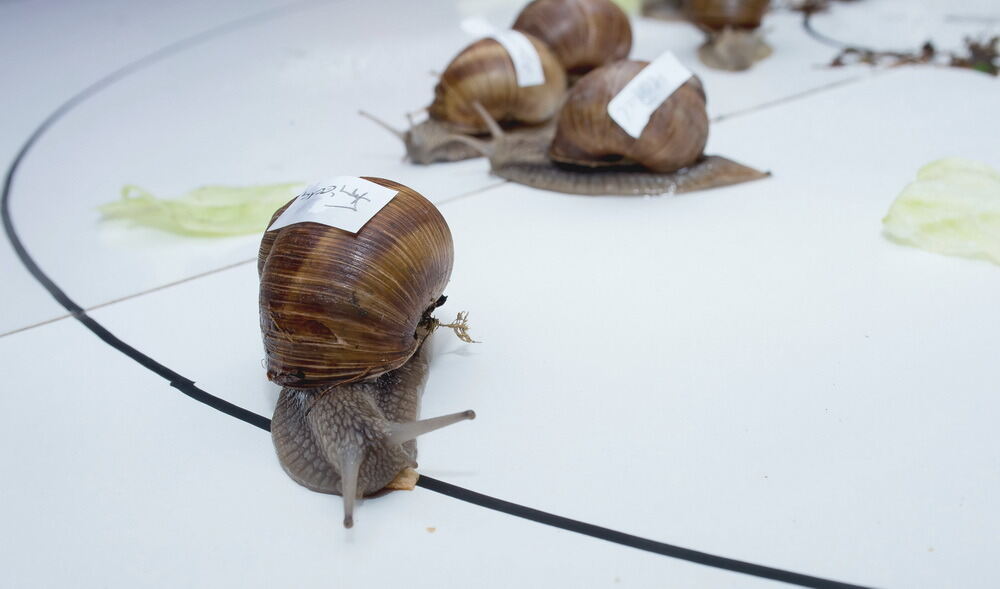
{"left": 260, "top": 178, "right": 475, "bottom": 527}
{"left": 361, "top": 34, "right": 566, "bottom": 164}
{"left": 513, "top": 0, "right": 633, "bottom": 77}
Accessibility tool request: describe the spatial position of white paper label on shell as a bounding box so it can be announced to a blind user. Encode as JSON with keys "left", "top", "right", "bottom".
{"left": 607, "top": 52, "right": 693, "bottom": 139}
{"left": 266, "top": 177, "right": 398, "bottom": 234}
{"left": 490, "top": 30, "right": 546, "bottom": 87}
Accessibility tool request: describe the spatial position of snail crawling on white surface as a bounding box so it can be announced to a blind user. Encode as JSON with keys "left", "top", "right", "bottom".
{"left": 453, "top": 59, "right": 769, "bottom": 195}
{"left": 361, "top": 32, "right": 566, "bottom": 164}
{"left": 360, "top": 0, "right": 636, "bottom": 165}
{"left": 259, "top": 178, "right": 475, "bottom": 527}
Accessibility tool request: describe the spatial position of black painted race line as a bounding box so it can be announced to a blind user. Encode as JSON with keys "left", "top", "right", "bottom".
{"left": 1, "top": 4, "right": 872, "bottom": 588}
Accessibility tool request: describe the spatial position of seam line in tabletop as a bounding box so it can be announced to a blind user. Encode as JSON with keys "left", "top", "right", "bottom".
{"left": 1, "top": 63, "right": 890, "bottom": 340}
{"left": 711, "top": 73, "right": 877, "bottom": 124}
{"left": 0, "top": 180, "right": 509, "bottom": 340}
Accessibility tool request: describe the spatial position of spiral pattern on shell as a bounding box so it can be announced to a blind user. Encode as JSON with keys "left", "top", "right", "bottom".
{"left": 258, "top": 178, "right": 453, "bottom": 388}
{"left": 512, "top": 0, "right": 633, "bottom": 76}
{"left": 427, "top": 35, "right": 566, "bottom": 134}
{"left": 548, "top": 60, "right": 709, "bottom": 174}
{"left": 684, "top": 0, "right": 770, "bottom": 31}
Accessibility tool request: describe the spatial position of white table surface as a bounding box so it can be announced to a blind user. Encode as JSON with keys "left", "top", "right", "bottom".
{"left": 2, "top": 1, "right": 999, "bottom": 587}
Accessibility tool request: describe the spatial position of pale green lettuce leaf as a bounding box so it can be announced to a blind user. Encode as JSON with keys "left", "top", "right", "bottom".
{"left": 883, "top": 158, "right": 1000, "bottom": 265}
{"left": 99, "top": 183, "right": 303, "bottom": 236}
{"left": 611, "top": 0, "right": 642, "bottom": 14}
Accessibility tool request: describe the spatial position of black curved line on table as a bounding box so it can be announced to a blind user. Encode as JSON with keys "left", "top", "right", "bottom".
{"left": 1, "top": 7, "right": 871, "bottom": 589}
{"left": 802, "top": 10, "right": 877, "bottom": 53}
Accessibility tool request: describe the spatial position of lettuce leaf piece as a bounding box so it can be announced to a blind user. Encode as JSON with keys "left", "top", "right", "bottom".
{"left": 611, "top": 0, "right": 642, "bottom": 14}
{"left": 883, "top": 158, "right": 1000, "bottom": 265}
{"left": 99, "top": 183, "right": 303, "bottom": 237}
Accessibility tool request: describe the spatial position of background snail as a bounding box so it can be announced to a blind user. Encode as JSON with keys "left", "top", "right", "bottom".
{"left": 454, "top": 101, "right": 767, "bottom": 195}
{"left": 684, "top": 0, "right": 773, "bottom": 71}
{"left": 513, "top": 0, "right": 633, "bottom": 79}
{"left": 550, "top": 60, "right": 709, "bottom": 173}
{"left": 259, "top": 178, "right": 475, "bottom": 526}
{"left": 361, "top": 34, "right": 566, "bottom": 164}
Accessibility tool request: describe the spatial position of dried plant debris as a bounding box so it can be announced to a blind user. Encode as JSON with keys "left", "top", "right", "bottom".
{"left": 828, "top": 37, "right": 999, "bottom": 76}
{"left": 829, "top": 41, "right": 937, "bottom": 68}
{"left": 950, "top": 36, "right": 999, "bottom": 76}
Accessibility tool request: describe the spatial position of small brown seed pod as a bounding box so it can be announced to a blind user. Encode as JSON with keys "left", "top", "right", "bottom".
{"left": 548, "top": 60, "right": 709, "bottom": 173}
{"left": 513, "top": 0, "right": 633, "bottom": 76}
{"left": 258, "top": 178, "right": 454, "bottom": 388}
{"left": 427, "top": 35, "right": 567, "bottom": 134}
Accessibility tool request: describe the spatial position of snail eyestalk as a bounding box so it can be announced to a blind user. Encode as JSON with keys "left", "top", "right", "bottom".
{"left": 340, "top": 451, "right": 362, "bottom": 529}
{"left": 446, "top": 134, "right": 493, "bottom": 158}
{"left": 358, "top": 110, "right": 406, "bottom": 139}
{"left": 471, "top": 101, "right": 505, "bottom": 140}
{"left": 387, "top": 410, "right": 477, "bottom": 446}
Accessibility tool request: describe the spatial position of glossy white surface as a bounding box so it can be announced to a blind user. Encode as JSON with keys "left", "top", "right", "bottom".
{"left": 2, "top": 1, "right": 999, "bottom": 588}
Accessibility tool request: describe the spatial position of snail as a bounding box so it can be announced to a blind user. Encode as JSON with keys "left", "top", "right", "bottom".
{"left": 684, "top": 0, "right": 773, "bottom": 71}
{"left": 549, "top": 60, "right": 709, "bottom": 173}
{"left": 360, "top": 34, "right": 566, "bottom": 164}
{"left": 513, "top": 0, "right": 633, "bottom": 78}
{"left": 259, "top": 178, "right": 475, "bottom": 527}
{"left": 450, "top": 58, "right": 768, "bottom": 195}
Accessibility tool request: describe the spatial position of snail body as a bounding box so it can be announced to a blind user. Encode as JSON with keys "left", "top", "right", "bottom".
{"left": 359, "top": 111, "right": 555, "bottom": 166}
{"left": 684, "top": 0, "right": 773, "bottom": 71}
{"left": 513, "top": 0, "right": 633, "bottom": 77}
{"left": 358, "top": 112, "right": 486, "bottom": 165}
{"left": 454, "top": 102, "right": 768, "bottom": 195}
{"left": 260, "top": 178, "right": 475, "bottom": 526}
{"left": 271, "top": 332, "right": 474, "bottom": 527}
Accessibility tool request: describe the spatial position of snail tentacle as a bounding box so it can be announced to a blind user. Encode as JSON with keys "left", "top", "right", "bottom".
{"left": 388, "top": 410, "right": 477, "bottom": 446}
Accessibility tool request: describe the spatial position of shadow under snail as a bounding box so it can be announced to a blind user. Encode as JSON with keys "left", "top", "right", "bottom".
{"left": 259, "top": 178, "right": 475, "bottom": 527}
{"left": 360, "top": 33, "right": 566, "bottom": 165}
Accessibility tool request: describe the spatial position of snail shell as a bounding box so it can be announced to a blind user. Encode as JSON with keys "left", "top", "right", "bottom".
{"left": 684, "top": 0, "right": 771, "bottom": 31}
{"left": 548, "top": 60, "right": 709, "bottom": 173}
{"left": 427, "top": 35, "right": 567, "bottom": 134}
{"left": 258, "top": 178, "right": 453, "bottom": 388}
{"left": 513, "top": 0, "right": 633, "bottom": 76}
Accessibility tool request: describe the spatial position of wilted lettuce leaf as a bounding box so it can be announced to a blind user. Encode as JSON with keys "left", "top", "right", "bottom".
{"left": 883, "top": 158, "right": 1000, "bottom": 265}
{"left": 611, "top": 0, "right": 642, "bottom": 14}
{"left": 99, "top": 183, "right": 303, "bottom": 236}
